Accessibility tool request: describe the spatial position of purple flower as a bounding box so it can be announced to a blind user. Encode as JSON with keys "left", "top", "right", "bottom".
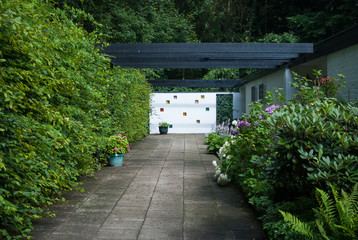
{"left": 232, "top": 130, "right": 238, "bottom": 135}
{"left": 114, "top": 147, "right": 118, "bottom": 151}
{"left": 254, "top": 121, "right": 258, "bottom": 125}
{"left": 238, "top": 121, "right": 245, "bottom": 128}
{"left": 237, "top": 120, "right": 252, "bottom": 128}
{"left": 265, "top": 105, "right": 280, "bottom": 115}
{"left": 259, "top": 115, "right": 264, "bottom": 120}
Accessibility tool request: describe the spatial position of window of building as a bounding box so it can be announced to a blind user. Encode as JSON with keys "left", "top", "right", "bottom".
{"left": 251, "top": 86, "right": 256, "bottom": 102}
{"left": 259, "top": 84, "right": 265, "bottom": 100}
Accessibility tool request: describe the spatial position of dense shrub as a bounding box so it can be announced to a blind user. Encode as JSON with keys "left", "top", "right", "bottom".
{"left": 205, "top": 119, "right": 232, "bottom": 153}
{"left": 0, "top": 0, "right": 151, "bottom": 238}
{"left": 207, "top": 70, "right": 358, "bottom": 239}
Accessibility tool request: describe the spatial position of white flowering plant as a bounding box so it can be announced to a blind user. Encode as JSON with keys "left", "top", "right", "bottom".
{"left": 105, "top": 133, "right": 130, "bottom": 155}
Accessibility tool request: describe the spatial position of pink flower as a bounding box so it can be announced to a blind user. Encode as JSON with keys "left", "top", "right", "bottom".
{"left": 114, "top": 147, "right": 118, "bottom": 151}
{"left": 119, "top": 140, "right": 121, "bottom": 143}
{"left": 118, "top": 134, "right": 122, "bottom": 137}
{"left": 120, "top": 147, "right": 123, "bottom": 149}
{"left": 320, "top": 77, "right": 332, "bottom": 85}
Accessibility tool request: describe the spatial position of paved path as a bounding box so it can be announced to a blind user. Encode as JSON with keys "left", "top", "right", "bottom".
{"left": 30, "top": 134, "right": 266, "bottom": 240}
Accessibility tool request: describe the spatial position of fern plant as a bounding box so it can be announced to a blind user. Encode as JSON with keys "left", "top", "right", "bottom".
{"left": 280, "top": 183, "right": 358, "bottom": 240}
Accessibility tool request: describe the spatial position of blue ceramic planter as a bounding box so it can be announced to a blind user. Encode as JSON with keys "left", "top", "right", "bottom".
{"left": 159, "top": 126, "right": 168, "bottom": 134}
{"left": 108, "top": 154, "right": 124, "bottom": 167}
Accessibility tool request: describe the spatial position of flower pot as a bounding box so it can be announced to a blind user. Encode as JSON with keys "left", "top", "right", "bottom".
{"left": 159, "top": 126, "right": 168, "bottom": 134}
{"left": 108, "top": 154, "right": 124, "bottom": 166}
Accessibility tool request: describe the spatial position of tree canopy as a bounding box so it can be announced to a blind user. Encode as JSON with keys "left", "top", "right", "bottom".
{"left": 59, "top": 0, "right": 358, "bottom": 84}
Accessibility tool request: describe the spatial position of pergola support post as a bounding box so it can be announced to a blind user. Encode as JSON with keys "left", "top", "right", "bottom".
{"left": 284, "top": 67, "right": 295, "bottom": 101}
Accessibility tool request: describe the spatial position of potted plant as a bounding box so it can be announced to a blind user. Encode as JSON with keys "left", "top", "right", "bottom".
{"left": 105, "top": 133, "right": 130, "bottom": 166}
{"left": 158, "top": 122, "right": 170, "bottom": 134}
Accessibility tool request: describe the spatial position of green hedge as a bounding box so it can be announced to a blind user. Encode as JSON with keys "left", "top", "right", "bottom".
{"left": 0, "top": 0, "right": 151, "bottom": 238}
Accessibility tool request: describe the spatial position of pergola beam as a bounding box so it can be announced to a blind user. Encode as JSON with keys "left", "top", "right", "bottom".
{"left": 148, "top": 79, "right": 243, "bottom": 88}
{"left": 103, "top": 43, "right": 313, "bottom": 53}
{"left": 101, "top": 43, "right": 313, "bottom": 69}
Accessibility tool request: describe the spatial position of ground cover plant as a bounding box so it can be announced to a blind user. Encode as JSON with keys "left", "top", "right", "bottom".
{"left": 207, "top": 70, "right": 358, "bottom": 239}
{"left": 0, "top": 0, "right": 151, "bottom": 238}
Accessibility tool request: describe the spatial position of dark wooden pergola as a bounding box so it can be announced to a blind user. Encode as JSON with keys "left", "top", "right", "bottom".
{"left": 101, "top": 43, "right": 313, "bottom": 87}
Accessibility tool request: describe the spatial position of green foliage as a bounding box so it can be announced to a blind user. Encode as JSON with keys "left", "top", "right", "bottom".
{"left": 266, "top": 99, "right": 358, "bottom": 198}
{"left": 287, "top": 0, "right": 358, "bottom": 42}
{"left": 280, "top": 211, "right": 314, "bottom": 239}
{"left": 291, "top": 69, "right": 346, "bottom": 105}
{"left": 0, "top": 0, "right": 151, "bottom": 238}
{"left": 105, "top": 134, "right": 130, "bottom": 155}
{"left": 175, "top": 0, "right": 358, "bottom": 44}
{"left": 61, "top": 0, "right": 197, "bottom": 43}
{"left": 158, "top": 122, "right": 170, "bottom": 127}
{"left": 205, "top": 119, "right": 232, "bottom": 153}
{"left": 202, "top": 68, "right": 240, "bottom": 80}
{"left": 281, "top": 184, "right": 358, "bottom": 240}
{"left": 205, "top": 132, "right": 229, "bottom": 153}
{"left": 216, "top": 94, "right": 233, "bottom": 124}
{"left": 208, "top": 69, "right": 358, "bottom": 239}
{"left": 258, "top": 32, "right": 299, "bottom": 43}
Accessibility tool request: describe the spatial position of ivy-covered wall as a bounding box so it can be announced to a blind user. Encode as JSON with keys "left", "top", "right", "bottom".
{"left": 0, "top": 0, "right": 151, "bottom": 238}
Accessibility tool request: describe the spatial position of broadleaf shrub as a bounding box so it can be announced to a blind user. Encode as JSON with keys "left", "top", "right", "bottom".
{"left": 0, "top": 0, "right": 151, "bottom": 238}
{"left": 207, "top": 70, "right": 358, "bottom": 239}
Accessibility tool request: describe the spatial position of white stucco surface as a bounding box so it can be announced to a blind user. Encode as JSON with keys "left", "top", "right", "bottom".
{"left": 150, "top": 92, "right": 239, "bottom": 134}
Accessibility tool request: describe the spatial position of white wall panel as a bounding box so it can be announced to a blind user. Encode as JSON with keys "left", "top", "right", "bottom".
{"left": 150, "top": 92, "right": 239, "bottom": 134}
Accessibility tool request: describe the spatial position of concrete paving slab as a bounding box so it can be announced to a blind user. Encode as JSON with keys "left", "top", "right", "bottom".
{"left": 30, "top": 134, "right": 265, "bottom": 240}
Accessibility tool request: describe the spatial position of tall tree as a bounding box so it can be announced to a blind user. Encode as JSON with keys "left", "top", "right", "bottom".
{"left": 57, "top": 0, "right": 197, "bottom": 43}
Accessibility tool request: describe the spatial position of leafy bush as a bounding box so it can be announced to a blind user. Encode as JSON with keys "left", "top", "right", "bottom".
{"left": 205, "top": 132, "right": 229, "bottom": 153}
{"left": 0, "top": 0, "right": 151, "bottom": 238}
{"left": 208, "top": 69, "right": 358, "bottom": 239}
{"left": 205, "top": 119, "right": 232, "bottom": 153}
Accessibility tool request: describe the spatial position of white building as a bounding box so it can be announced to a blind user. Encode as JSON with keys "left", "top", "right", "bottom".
{"left": 240, "top": 24, "right": 358, "bottom": 115}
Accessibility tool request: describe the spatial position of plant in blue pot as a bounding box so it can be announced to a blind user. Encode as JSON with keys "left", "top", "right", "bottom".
{"left": 106, "top": 133, "right": 130, "bottom": 166}
{"left": 158, "top": 122, "right": 170, "bottom": 134}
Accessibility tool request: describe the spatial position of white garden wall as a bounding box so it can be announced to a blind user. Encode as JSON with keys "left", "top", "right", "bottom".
{"left": 150, "top": 92, "right": 239, "bottom": 134}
